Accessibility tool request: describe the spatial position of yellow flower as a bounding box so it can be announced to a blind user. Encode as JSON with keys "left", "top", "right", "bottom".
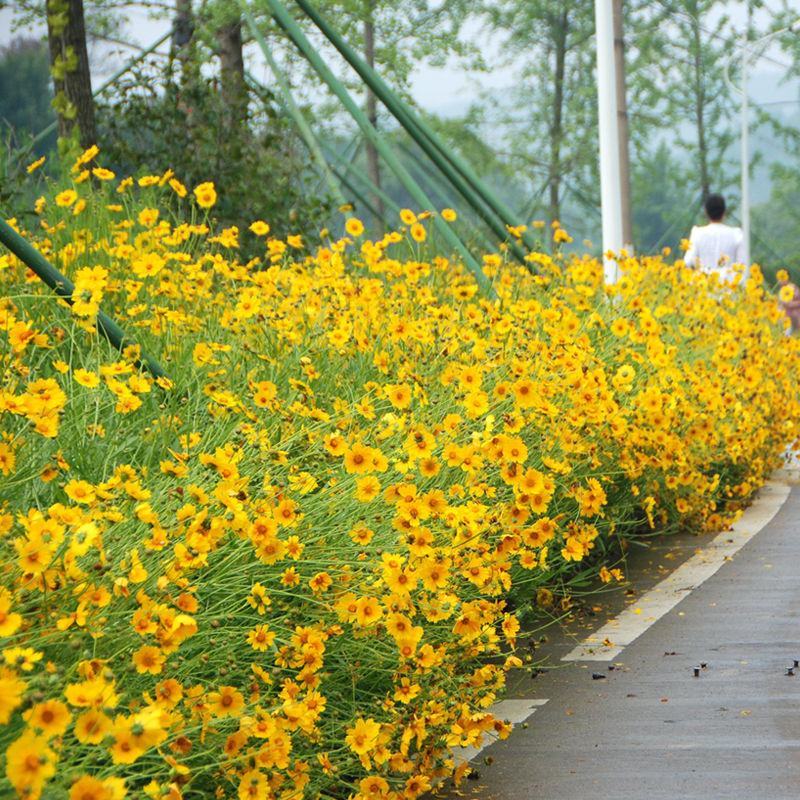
{"left": 554, "top": 227, "right": 573, "bottom": 244}
{"left": 26, "top": 156, "right": 46, "bottom": 174}
{"left": 69, "top": 775, "right": 111, "bottom": 800}
{"left": 399, "top": 208, "right": 417, "bottom": 225}
{"left": 138, "top": 207, "right": 160, "bottom": 227}
{"left": 345, "top": 217, "right": 365, "bottom": 237}
{"left": 5, "top": 731, "right": 56, "bottom": 796}
{"left": 0, "top": 443, "right": 15, "bottom": 476}
{"left": 169, "top": 178, "right": 188, "bottom": 198}
{"left": 208, "top": 685, "right": 245, "bottom": 718}
{"left": 247, "top": 624, "right": 276, "bottom": 651}
{"left": 354, "top": 596, "right": 382, "bottom": 627}
{"left": 309, "top": 571, "right": 333, "bottom": 593}
{"left": 249, "top": 220, "right": 271, "bottom": 236}
{"left": 23, "top": 699, "right": 72, "bottom": 737}
{"left": 441, "top": 208, "right": 457, "bottom": 222}
{"left": 359, "top": 776, "right": 391, "bottom": 800}
{"left": 74, "top": 144, "right": 99, "bottom": 167}
{"left": 0, "top": 667, "right": 26, "bottom": 723}
{"left": 561, "top": 536, "right": 585, "bottom": 562}
{"left": 345, "top": 717, "right": 381, "bottom": 755}
{"left": 343, "top": 443, "right": 374, "bottom": 475}
{"left": 384, "top": 383, "right": 412, "bottom": 409}
{"left": 355, "top": 475, "right": 381, "bottom": 502}
{"left": 55, "top": 189, "right": 78, "bottom": 207}
{"left": 410, "top": 222, "right": 426, "bottom": 243}
{"left": 132, "top": 252, "right": 166, "bottom": 278}
{"left": 193, "top": 181, "right": 217, "bottom": 209}
{"left": 92, "top": 167, "right": 116, "bottom": 180}
{"left": 74, "top": 369, "right": 100, "bottom": 388}
{"left": 64, "top": 479, "right": 96, "bottom": 504}
{"left": 238, "top": 769, "right": 270, "bottom": 800}
{"left": 779, "top": 284, "right": 795, "bottom": 303}
{"left": 74, "top": 709, "right": 113, "bottom": 744}
{"left": 132, "top": 645, "right": 165, "bottom": 675}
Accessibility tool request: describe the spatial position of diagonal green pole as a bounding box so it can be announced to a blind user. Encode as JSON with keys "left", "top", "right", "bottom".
{"left": 314, "top": 134, "right": 360, "bottom": 197}
{"left": 252, "top": 0, "right": 496, "bottom": 298}
{"left": 324, "top": 143, "right": 401, "bottom": 217}
{"left": 394, "top": 142, "right": 495, "bottom": 251}
{"left": 240, "top": 10, "right": 350, "bottom": 210}
{"left": 244, "top": 64, "right": 392, "bottom": 227}
{"left": 330, "top": 163, "right": 389, "bottom": 225}
{"left": 291, "top": 0, "right": 536, "bottom": 263}
{"left": 0, "top": 218, "right": 169, "bottom": 380}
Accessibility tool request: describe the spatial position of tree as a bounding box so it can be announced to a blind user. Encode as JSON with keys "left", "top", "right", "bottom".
{"left": 45, "top": 0, "right": 97, "bottom": 147}
{"left": 631, "top": 141, "right": 697, "bottom": 253}
{"left": 215, "top": 17, "right": 248, "bottom": 129}
{"left": 752, "top": 163, "right": 800, "bottom": 279}
{"left": 655, "top": 0, "right": 736, "bottom": 201}
{"left": 479, "top": 1, "right": 598, "bottom": 229}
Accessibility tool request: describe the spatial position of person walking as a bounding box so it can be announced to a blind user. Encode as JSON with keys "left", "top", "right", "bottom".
{"left": 684, "top": 194, "right": 747, "bottom": 284}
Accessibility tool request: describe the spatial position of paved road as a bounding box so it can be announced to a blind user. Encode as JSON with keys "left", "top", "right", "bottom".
{"left": 458, "top": 482, "right": 800, "bottom": 800}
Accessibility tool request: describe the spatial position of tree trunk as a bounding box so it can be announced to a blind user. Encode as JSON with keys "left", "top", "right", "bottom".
{"left": 46, "top": 0, "right": 96, "bottom": 148}
{"left": 216, "top": 18, "right": 248, "bottom": 127}
{"left": 172, "top": 0, "right": 194, "bottom": 56}
{"left": 169, "top": 0, "right": 200, "bottom": 146}
{"left": 363, "top": 0, "right": 384, "bottom": 225}
{"left": 548, "top": 10, "right": 567, "bottom": 228}
{"left": 690, "top": 8, "right": 710, "bottom": 199}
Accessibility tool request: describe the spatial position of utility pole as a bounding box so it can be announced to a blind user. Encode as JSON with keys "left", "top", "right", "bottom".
{"left": 594, "top": 0, "right": 623, "bottom": 283}
{"left": 612, "top": 0, "right": 633, "bottom": 251}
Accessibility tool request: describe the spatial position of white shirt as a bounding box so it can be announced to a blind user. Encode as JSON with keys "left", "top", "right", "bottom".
{"left": 684, "top": 222, "right": 746, "bottom": 282}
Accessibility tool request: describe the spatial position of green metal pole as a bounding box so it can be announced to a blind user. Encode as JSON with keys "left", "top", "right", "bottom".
{"left": 397, "top": 142, "right": 451, "bottom": 209}
{"left": 240, "top": 10, "right": 350, "bottom": 210}
{"left": 291, "top": 0, "right": 536, "bottom": 261}
{"left": 324, "top": 143, "right": 402, "bottom": 218}
{"left": 330, "top": 164, "right": 389, "bottom": 225}
{"left": 394, "top": 146, "right": 493, "bottom": 251}
{"left": 313, "top": 134, "right": 360, "bottom": 197}
{"left": 30, "top": 30, "right": 174, "bottom": 150}
{"left": 254, "top": 0, "right": 496, "bottom": 297}
{"left": 0, "top": 218, "right": 169, "bottom": 380}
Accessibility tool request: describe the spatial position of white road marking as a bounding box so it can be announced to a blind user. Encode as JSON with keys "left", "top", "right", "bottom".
{"left": 562, "top": 480, "right": 791, "bottom": 662}
{"left": 452, "top": 699, "right": 548, "bottom": 765}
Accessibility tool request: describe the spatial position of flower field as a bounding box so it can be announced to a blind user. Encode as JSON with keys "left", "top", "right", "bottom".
{"left": 1, "top": 151, "right": 799, "bottom": 800}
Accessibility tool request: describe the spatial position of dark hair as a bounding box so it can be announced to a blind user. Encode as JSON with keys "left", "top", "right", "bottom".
{"left": 704, "top": 193, "right": 726, "bottom": 221}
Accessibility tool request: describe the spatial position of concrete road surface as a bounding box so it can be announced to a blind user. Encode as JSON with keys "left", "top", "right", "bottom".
{"left": 453, "top": 480, "right": 800, "bottom": 800}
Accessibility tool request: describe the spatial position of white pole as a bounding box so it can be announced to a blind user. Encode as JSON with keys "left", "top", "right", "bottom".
{"left": 594, "top": 0, "right": 623, "bottom": 284}
{"left": 740, "top": 36, "right": 751, "bottom": 265}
